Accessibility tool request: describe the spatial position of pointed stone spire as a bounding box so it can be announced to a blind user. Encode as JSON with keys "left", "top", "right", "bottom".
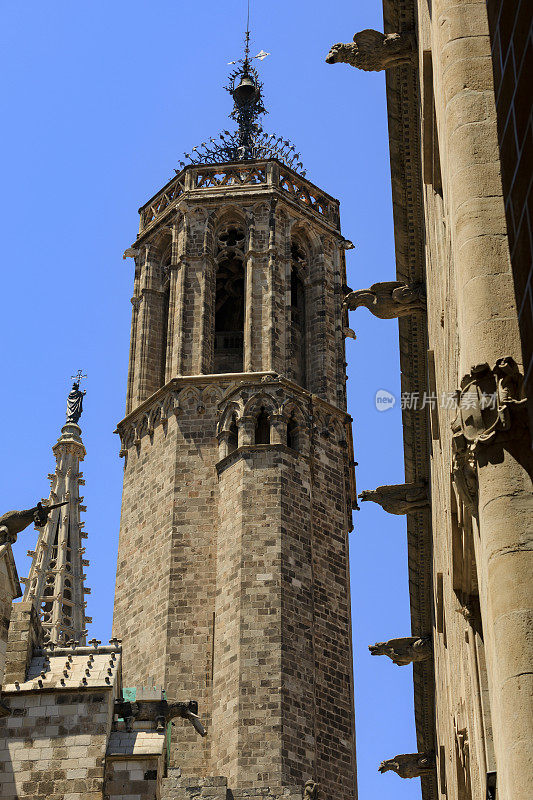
{"left": 22, "top": 380, "right": 90, "bottom": 645}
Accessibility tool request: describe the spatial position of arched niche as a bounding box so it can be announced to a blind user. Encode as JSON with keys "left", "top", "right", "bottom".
{"left": 214, "top": 219, "right": 246, "bottom": 373}
{"left": 289, "top": 234, "right": 309, "bottom": 388}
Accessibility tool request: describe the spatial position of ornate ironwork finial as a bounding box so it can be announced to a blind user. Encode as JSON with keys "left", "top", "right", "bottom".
{"left": 176, "top": 3, "right": 305, "bottom": 176}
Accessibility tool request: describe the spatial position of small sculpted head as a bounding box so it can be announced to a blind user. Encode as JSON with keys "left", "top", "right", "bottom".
{"left": 33, "top": 502, "right": 48, "bottom": 528}
{"left": 326, "top": 42, "right": 352, "bottom": 64}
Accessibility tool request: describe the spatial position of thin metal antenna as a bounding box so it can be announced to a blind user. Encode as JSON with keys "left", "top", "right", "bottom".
{"left": 244, "top": 0, "right": 251, "bottom": 65}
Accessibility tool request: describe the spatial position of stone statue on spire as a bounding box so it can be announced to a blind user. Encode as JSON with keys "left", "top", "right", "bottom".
{"left": 66, "top": 371, "right": 87, "bottom": 424}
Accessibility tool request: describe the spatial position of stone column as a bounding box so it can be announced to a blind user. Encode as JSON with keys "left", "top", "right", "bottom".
{"left": 164, "top": 221, "right": 180, "bottom": 383}
{"left": 169, "top": 209, "right": 189, "bottom": 378}
{"left": 238, "top": 416, "right": 254, "bottom": 447}
{"left": 435, "top": 2, "right": 533, "bottom": 796}
{"left": 131, "top": 245, "right": 154, "bottom": 404}
{"left": 270, "top": 414, "right": 286, "bottom": 445}
{"left": 125, "top": 294, "right": 141, "bottom": 415}
{"left": 243, "top": 245, "right": 254, "bottom": 374}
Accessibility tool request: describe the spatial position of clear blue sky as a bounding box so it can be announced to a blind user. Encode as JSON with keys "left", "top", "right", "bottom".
{"left": 1, "top": 2, "right": 419, "bottom": 797}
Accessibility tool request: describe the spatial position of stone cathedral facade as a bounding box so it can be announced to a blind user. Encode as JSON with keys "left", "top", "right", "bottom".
{"left": 0, "top": 37, "right": 357, "bottom": 800}
{"left": 327, "top": 2, "right": 533, "bottom": 800}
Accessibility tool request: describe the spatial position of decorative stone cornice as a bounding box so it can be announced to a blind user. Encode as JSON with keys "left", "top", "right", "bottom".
{"left": 135, "top": 159, "right": 341, "bottom": 242}
{"left": 344, "top": 281, "right": 426, "bottom": 318}
{"left": 326, "top": 30, "right": 416, "bottom": 71}
{"left": 117, "top": 372, "right": 352, "bottom": 448}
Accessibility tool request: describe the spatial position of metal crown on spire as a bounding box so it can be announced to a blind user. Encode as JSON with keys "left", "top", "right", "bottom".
{"left": 176, "top": 6, "right": 306, "bottom": 176}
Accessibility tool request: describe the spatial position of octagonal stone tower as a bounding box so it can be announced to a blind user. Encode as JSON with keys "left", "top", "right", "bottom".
{"left": 113, "top": 44, "right": 357, "bottom": 800}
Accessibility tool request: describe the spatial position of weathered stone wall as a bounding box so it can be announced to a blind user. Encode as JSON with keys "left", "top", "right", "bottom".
{"left": 113, "top": 413, "right": 177, "bottom": 692}
{"left": 487, "top": 0, "right": 533, "bottom": 444}
{"left": 0, "top": 689, "right": 113, "bottom": 800}
{"left": 4, "top": 601, "right": 43, "bottom": 686}
{"left": 105, "top": 756, "right": 162, "bottom": 800}
{"left": 115, "top": 376, "right": 356, "bottom": 795}
{"left": 422, "top": 2, "right": 533, "bottom": 798}
{"left": 160, "top": 774, "right": 304, "bottom": 800}
{"left": 0, "top": 545, "right": 20, "bottom": 687}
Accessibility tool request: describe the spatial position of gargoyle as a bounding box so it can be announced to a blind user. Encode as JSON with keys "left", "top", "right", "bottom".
{"left": 0, "top": 501, "right": 67, "bottom": 546}
{"left": 369, "top": 636, "right": 432, "bottom": 666}
{"left": 344, "top": 282, "right": 426, "bottom": 319}
{"left": 303, "top": 781, "right": 319, "bottom": 799}
{"left": 359, "top": 483, "right": 429, "bottom": 515}
{"left": 326, "top": 30, "right": 416, "bottom": 72}
{"left": 114, "top": 698, "right": 207, "bottom": 736}
{"left": 379, "top": 752, "right": 435, "bottom": 779}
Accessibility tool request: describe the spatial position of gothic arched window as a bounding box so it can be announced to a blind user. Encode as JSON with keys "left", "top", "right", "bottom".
{"left": 228, "top": 414, "right": 239, "bottom": 453}
{"left": 290, "top": 240, "right": 307, "bottom": 388}
{"left": 214, "top": 225, "right": 245, "bottom": 373}
{"left": 286, "top": 414, "right": 299, "bottom": 451}
{"left": 160, "top": 245, "right": 172, "bottom": 386}
{"left": 255, "top": 407, "right": 270, "bottom": 445}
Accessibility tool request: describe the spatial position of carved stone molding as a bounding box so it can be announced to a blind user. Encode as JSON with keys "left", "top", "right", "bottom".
{"left": 452, "top": 358, "right": 527, "bottom": 452}
{"left": 379, "top": 752, "right": 435, "bottom": 779}
{"left": 359, "top": 482, "right": 429, "bottom": 515}
{"left": 117, "top": 374, "right": 351, "bottom": 461}
{"left": 369, "top": 636, "right": 432, "bottom": 666}
{"left": 326, "top": 30, "right": 416, "bottom": 72}
{"left": 344, "top": 281, "right": 426, "bottom": 319}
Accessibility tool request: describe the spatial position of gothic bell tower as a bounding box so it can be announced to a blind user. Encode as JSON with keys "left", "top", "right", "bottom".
{"left": 113, "top": 33, "right": 358, "bottom": 800}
